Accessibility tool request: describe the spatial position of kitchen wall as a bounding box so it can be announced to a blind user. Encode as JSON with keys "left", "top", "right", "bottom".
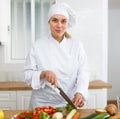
{"left": 0, "top": 0, "right": 23, "bottom": 81}
{"left": 0, "top": 0, "right": 108, "bottom": 84}
{"left": 108, "top": 0, "right": 120, "bottom": 100}
{"left": 0, "top": 46, "right": 24, "bottom": 81}
{"left": 54, "top": 0, "right": 108, "bottom": 82}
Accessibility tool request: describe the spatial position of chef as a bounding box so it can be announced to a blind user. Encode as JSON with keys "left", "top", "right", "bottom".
{"left": 24, "top": 2, "right": 90, "bottom": 109}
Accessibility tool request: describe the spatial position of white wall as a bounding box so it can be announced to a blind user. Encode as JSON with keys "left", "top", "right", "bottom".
{"left": 0, "top": 0, "right": 108, "bottom": 83}
{"left": 0, "top": 0, "right": 23, "bottom": 82}
{"left": 59, "top": 0, "right": 108, "bottom": 81}
{"left": 0, "top": 46, "right": 24, "bottom": 81}
{"left": 108, "top": 8, "right": 120, "bottom": 100}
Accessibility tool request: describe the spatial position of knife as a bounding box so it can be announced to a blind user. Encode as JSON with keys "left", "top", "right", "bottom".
{"left": 57, "top": 87, "right": 76, "bottom": 109}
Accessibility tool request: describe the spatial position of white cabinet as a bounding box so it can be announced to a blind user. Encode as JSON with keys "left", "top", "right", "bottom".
{"left": 0, "top": 89, "right": 107, "bottom": 110}
{"left": 17, "top": 91, "right": 32, "bottom": 110}
{"left": 0, "top": 91, "right": 16, "bottom": 110}
{"left": 83, "top": 89, "right": 107, "bottom": 109}
{"left": 0, "top": 91, "right": 31, "bottom": 110}
{"left": 0, "top": 0, "right": 10, "bottom": 45}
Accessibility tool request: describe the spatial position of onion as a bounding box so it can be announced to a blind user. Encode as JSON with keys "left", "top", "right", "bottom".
{"left": 52, "top": 112, "right": 63, "bottom": 119}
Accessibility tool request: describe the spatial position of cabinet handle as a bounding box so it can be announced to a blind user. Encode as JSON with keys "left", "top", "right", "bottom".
{"left": 8, "top": 25, "right": 10, "bottom": 31}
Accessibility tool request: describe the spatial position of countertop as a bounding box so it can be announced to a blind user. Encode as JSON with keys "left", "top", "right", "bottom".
{"left": 4, "top": 109, "right": 96, "bottom": 119}
{"left": 0, "top": 80, "right": 112, "bottom": 91}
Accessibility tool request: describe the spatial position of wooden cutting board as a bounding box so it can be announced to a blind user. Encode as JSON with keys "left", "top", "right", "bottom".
{"left": 4, "top": 109, "right": 96, "bottom": 119}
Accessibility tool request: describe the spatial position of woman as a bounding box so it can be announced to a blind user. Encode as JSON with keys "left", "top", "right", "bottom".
{"left": 24, "top": 2, "right": 90, "bottom": 109}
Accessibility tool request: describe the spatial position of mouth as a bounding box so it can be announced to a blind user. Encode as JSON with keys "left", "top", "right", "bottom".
{"left": 55, "top": 30, "right": 62, "bottom": 33}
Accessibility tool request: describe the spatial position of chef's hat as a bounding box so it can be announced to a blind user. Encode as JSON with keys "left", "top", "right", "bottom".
{"left": 48, "top": 2, "right": 76, "bottom": 28}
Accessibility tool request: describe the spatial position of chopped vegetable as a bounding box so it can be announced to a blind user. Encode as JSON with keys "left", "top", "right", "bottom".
{"left": 41, "top": 111, "right": 49, "bottom": 119}
{"left": 72, "top": 111, "right": 80, "bottom": 119}
{"left": 56, "top": 108, "right": 63, "bottom": 112}
{"left": 52, "top": 112, "right": 63, "bottom": 119}
{"left": 35, "top": 106, "right": 56, "bottom": 115}
{"left": 15, "top": 106, "right": 56, "bottom": 119}
{"left": 92, "top": 113, "right": 109, "bottom": 119}
{"left": 66, "top": 104, "right": 74, "bottom": 111}
{"left": 15, "top": 110, "right": 41, "bottom": 119}
{"left": 66, "top": 109, "right": 77, "bottom": 119}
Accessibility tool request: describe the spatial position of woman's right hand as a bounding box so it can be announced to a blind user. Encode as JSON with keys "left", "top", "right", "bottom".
{"left": 40, "top": 71, "right": 58, "bottom": 87}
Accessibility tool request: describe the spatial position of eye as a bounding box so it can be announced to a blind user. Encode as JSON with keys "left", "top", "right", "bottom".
{"left": 61, "top": 19, "right": 67, "bottom": 24}
{"left": 51, "top": 18, "right": 58, "bottom": 23}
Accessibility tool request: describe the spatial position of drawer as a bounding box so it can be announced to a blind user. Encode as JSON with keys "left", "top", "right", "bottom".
{"left": 0, "top": 91, "right": 16, "bottom": 101}
{"left": 0, "top": 101, "right": 16, "bottom": 110}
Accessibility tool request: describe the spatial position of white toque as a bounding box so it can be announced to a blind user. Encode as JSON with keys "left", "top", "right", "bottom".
{"left": 48, "top": 2, "right": 76, "bottom": 28}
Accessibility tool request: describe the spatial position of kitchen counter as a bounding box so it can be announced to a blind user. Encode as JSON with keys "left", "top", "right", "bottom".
{"left": 0, "top": 80, "right": 112, "bottom": 91}
{"left": 4, "top": 109, "right": 96, "bottom": 119}
{"left": 0, "top": 80, "right": 112, "bottom": 111}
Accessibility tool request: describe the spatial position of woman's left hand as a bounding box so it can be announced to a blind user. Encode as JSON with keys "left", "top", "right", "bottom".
{"left": 72, "top": 93, "right": 84, "bottom": 108}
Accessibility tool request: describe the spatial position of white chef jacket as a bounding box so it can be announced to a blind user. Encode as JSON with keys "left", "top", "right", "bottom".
{"left": 24, "top": 34, "right": 90, "bottom": 109}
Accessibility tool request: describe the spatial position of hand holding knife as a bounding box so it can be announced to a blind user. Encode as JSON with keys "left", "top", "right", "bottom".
{"left": 46, "top": 80, "right": 76, "bottom": 109}
{"left": 57, "top": 86, "right": 77, "bottom": 109}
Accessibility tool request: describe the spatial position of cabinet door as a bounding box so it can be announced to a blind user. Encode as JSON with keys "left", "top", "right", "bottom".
{"left": 83, "top": 89, "right": 107, "bottom": 109}
{"left": 17, "top": 91, "right": 32, "bottom": 109}
{"left": 0, "top": 0, "right": 10, "bottom": 46}
{"left": 0, "top": 91, "right": 16, "bottom": 110}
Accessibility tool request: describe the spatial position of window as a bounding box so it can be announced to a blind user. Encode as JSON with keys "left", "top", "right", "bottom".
{"left": 7, "top": 0, "right": 55, "bottom": 63}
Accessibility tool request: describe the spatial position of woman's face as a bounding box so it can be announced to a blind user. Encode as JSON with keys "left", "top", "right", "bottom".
{"left": 49, "top": 14, "right": 68, "bottom": 41}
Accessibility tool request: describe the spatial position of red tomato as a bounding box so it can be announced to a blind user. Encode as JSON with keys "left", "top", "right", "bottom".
{"left": 15, "top": 115, "right": 23, "bottom": 119}
{"left": 15, "top": 106, "right": 56, "bottom": 119}
{"left": 41, "top": 106, "right": 56, "bottom": 115}
{"left": 15, "top": 116, "right": 23, "bottom": 119}
{"left": 35, "top": 107, "right": 41, "bottom": 111}
{"left": 32, "top": 111, "right": 41, "bottom": 119}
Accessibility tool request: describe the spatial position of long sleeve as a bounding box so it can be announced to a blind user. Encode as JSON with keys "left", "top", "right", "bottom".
{"left": 23, "top": 44, "right": 46, "bottom": 89}
{"left": 75, "top": 43, "right": 90, "bottom": 100}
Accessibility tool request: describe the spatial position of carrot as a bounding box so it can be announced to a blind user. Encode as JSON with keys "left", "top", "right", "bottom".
{"left": 72, "top": 111, "right": 80, "bottom": 119}
{"left": 66, "top": 109, "right": 77, "bottom": 119}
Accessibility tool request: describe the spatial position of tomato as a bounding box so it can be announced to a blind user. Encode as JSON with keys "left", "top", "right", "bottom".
{"left": 15, "top": 106, "right": 56, "bottom": 119}
{"left": 35, "top": 107, "right": 41, "bottom": 111}
{"left": 48, "top": 106, "right": 56, "bottom": 114}
{"left": 41, "top": 106, "right": 56, "bottom": 115}
{"left": 32, "top": 110, "right": 41, "bottom": 119}
{"left": 15, "top": 116, "right": 23, "bottom": 119}
{"left": 22, "top": 110, "right": 32, "bottom": 117}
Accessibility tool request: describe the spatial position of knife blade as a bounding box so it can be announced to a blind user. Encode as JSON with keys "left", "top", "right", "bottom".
{"left": 57, "top": 87, "right": 76, "bottom": 109}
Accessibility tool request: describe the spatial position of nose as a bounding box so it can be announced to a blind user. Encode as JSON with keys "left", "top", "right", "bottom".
{"left": 57, "top": 21, "right": 62, "bottom": 27}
